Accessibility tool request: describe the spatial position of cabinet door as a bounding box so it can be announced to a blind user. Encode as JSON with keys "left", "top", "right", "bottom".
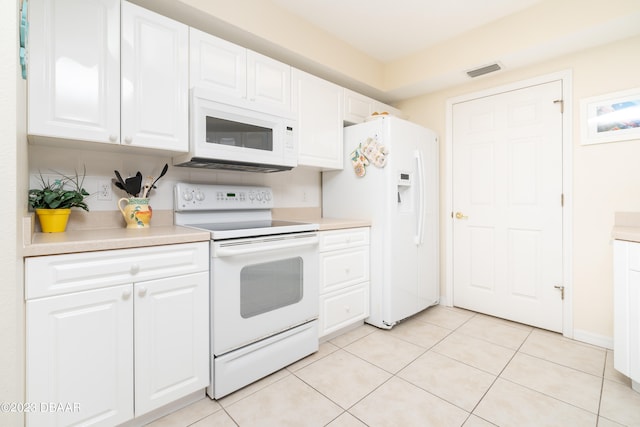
{"left": 614, "top": 240, "right": 640, "bottom": 383}
{"left": 134, "top": 272, "right": 209, "bottom": 416}
{"left": 28, "top": 0, "right": 120, "bottom": 144}
{"left": 121, "top": 2, "right": 189, "bottom": 152}
{"left": 344, "top": 89, "right": 404, "bottom": 124}
{"left": 189, "top": 27, "right": 247, "bottom": 97}
{"left": 26, "top": 285, "right": 134, "bottom": 427}
{"left": 344, "top": 89, "right": 374, "bottom": 124}
{"left": 292, "top": 69, "right": 344, "bottom": 169}
{"left": 247, "top": 51, "right": 291, "bottom": 111}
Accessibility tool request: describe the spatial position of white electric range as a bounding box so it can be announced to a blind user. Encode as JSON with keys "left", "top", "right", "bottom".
{"left": 174, "top": 183, "right": 320, "bottom": 399}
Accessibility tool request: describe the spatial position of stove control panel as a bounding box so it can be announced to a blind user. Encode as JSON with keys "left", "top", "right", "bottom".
{"left": 175, "top": 183, "right": 274, "bottom": 211}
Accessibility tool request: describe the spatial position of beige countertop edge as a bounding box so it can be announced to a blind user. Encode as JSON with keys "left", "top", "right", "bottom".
{"left": 272, "top": 208, "right": 370, "bottom": 231}
{"left": 313, "top": 218, "right": 371, "bottom": 231}
{"left": 612, "top": 212, "right": 640, "bottom": 243}
{"left": 22, "top": 212, "right": 370, "bottom": 257}
{"left": 24, "top": 226, "right": 211, "bottom": 257}
{"left": 612, "top": 227, "right": 640, "bottom": 243}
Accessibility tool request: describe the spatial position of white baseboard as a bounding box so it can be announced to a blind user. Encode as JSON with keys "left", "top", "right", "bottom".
{"left": 572, "top": 329, "right": 613, "bottom": 350}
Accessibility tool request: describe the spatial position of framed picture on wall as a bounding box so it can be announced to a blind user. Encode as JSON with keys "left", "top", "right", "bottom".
{"left": 580, "top": 87, "right": 640, "bottom": 145}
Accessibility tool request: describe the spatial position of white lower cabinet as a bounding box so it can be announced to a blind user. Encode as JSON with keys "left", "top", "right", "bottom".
{"left": 318, "top": 228, "right": 370, "bottom": 338}
{"left": 613, "top": 239, "right": 640, "bottom": 391}
{"left": 27, "top": 284, "right": 134, "bottom": 426}
{"left": 25, "top": 242, "right": 209, "bottom": 426}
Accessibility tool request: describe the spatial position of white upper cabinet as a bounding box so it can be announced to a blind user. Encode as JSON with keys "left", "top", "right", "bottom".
{"left": 343, "top": 88, "right": 404, "bottom": 124}
{"left": 189, "top": 27, "right": 247, "bottom": 98}
{"left": 28, "top": 0, "right": 189, "bottom": 152}
{"left": 189, "top": 28, "right": 291, "bottom": 111}
{"left": 247, "top": 51, "right": 291, "bottom": 111}
{"left": 28, "top": 0, "right": 121, "bottom": 144}
{"left": 292, "top": 68, "right": 344, "bottom": 170}
{"left": 121, "top": 2, "right": 189, "bottom": 152}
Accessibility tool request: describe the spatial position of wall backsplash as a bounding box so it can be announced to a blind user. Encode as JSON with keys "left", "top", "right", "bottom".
{"left": 28, "top": 144, "right": 322, "bottom": 212}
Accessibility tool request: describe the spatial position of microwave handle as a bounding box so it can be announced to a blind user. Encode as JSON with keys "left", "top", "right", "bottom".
{"left": 214, "top": 235, "right": 319, "bottom": 257}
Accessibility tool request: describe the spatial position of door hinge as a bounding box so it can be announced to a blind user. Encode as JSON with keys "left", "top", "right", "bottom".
{"left": 553, "top": 99, "right": 564, "bottom": 113}
{"left": 554, "top": 285, "right": 565, "bottom": 300}
{"left": 561, "top": 193, "right": 564, "bottom": 207}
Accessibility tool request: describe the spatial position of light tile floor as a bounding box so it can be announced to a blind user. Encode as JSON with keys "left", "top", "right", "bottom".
{"left": 148, "top": 305, "right": 640, "bottom": 427}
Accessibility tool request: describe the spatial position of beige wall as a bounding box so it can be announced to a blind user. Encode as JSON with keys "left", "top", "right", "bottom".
{"left": 396, "top": 34, "right": 640, "bottom": 341}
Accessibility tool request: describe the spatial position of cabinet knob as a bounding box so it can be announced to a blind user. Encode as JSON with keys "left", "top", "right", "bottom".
{"left": 130, "top": 264, "right": 140, "bottom": 275}
{"left": 122, "top": 289, "right": 132, "bottom": 299}
{"left": 138, "top": 287, "right": 147, "bottom": 297}
{"left": 344, "top": 305, "right": 351, "bottom": 313}
{"left": 124, "top": 136, "right": 133, "bottom": 144}
{"left": 109, "top": 134, "right": 118, "bottom": 142}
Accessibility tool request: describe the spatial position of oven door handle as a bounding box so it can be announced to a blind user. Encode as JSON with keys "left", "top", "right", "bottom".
{"left": 214, "top": 235, "right": 319, "bottom": 257}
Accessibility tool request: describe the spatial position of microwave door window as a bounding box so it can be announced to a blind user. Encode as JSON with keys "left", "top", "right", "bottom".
{"left": 206, "top": 116, "right": 273, "bottom": 151}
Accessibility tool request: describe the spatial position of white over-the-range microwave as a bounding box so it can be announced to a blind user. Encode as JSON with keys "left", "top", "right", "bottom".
{"left": 173, "top": 87, "right": 298, "bottom": 173}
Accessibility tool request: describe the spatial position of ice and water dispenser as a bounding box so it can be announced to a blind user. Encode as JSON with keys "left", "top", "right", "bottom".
{"left": 397, "top": 171, "right": 414, "bottom": 212}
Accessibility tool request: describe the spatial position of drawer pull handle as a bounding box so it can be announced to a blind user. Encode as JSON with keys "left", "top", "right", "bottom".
{"left": 122, "top": 289, "right": 132, "bottom": 299}
{"left": 138, "top": 287, "right": 147, "bottom": 297}
{"left": 344, "top": 305, "right": 351, "bottom": 313}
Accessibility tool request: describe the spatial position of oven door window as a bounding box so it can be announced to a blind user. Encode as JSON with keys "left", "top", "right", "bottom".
{"left": 240, "top": 257, "right": 303, "bottom": 318}
{"left": 206, "top": 116, "right": 273, "bottom": 151}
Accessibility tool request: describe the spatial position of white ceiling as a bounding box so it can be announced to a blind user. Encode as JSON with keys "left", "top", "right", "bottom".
{"left": 271, "top": 0, "right": 544, "bottom": 62}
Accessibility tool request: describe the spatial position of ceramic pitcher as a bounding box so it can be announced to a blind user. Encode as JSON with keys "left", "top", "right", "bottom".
{"left": 118, "top": 197, "right": 152, "bottom": 228}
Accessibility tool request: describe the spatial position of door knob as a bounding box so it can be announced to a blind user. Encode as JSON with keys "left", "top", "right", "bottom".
{"left": 455, "top": 212, "right": 468, "bottom": 219}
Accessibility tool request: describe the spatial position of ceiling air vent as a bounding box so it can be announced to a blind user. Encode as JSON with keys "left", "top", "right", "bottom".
{"left": 466, "top": 63, "right": 502, "bottom": 78}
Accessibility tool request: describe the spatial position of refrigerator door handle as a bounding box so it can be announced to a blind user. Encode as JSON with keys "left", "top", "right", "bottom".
{"left": 415, "top": 150, "right": 425, "bottom": 246}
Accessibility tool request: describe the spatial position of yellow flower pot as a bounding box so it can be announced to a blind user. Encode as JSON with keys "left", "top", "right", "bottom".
{"left": 36, "top": 208, "right": 71, "bottom": 233}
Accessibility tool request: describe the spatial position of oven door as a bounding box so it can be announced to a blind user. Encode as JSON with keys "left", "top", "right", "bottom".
{"left": 211, "top": 232, "right": 319, "bottom": 355}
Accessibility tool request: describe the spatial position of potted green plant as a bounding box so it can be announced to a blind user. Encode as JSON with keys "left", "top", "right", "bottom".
{"left": 28, "top": 168, "right": 90, "bottom": 232}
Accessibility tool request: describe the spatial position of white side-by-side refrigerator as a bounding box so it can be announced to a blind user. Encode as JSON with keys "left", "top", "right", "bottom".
{"left": 322, "top": 115, "right": 439, "bottom": 329}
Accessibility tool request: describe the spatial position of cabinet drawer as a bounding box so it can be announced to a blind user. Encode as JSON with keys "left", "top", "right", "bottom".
{"left": 319, "top": 227, "right": 369, "bottom": 252}
{"left": 320, "top": 247, "right": 369, "bottom": 293}
{"left": 25, "top": 242, "right": 209, "bottom": 299}
{"left": 319, "top": 283, "right": 369, "bottom": 337}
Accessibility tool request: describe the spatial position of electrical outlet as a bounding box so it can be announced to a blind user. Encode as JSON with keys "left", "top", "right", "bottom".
{"left": 97, "top": 179, "right": 113, "bottom": 201}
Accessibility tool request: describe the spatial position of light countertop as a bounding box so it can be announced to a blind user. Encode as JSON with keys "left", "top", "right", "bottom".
{"left": 612, "top": 212, "right": 640, "bottom": 243}
{"left": 308, "top": 217, "right": 371, "bottom": 231}
{"left": 23, "top": 208, "right": 370, "bottom": 257}
{"left": 23, "top": 210, "right": 210, "bottom": 257}
{"left": 24, "top": 225, "right": 211, "bottom": 257}
{"left": 272, "top": 207, "right": 370, "bottom": 231}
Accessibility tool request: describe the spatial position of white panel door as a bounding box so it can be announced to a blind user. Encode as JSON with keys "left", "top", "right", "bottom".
{"left": 28, "top": 0, "right": 120, "bottom": 144}
{"left": 121, "top": 2, "right": 189, "bottom": 151}
{"left": 26, "top": 285, "right": 134, "bottom": 427}
{"left": 134, "top": 272, "right": 209, "bottom": 416}
{"left": 189, "top": 27, "right": 247, "bottom": 96}
{"left": 452, "top": 80, "right": 564, "bottom": 332}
